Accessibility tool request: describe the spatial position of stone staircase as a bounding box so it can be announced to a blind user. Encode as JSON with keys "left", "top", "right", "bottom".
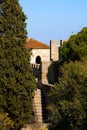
{"left": 33, "top": 89, "right": 43, "bottom": 123}
{"left": 33, "top": 89, "right": 48, "bottom": 123}
{"left": 21, "top": 89, "right": 49, "bottom": 130}
{"left": 21, "top": 123, "right": 48, "bottom": 130}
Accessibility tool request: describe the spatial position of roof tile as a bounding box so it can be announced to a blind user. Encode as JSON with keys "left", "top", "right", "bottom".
{"left": 25, "top": 38, "right": 50, "bottom": 49}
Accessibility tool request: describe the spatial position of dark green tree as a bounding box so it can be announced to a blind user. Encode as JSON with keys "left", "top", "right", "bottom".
{"left": 48, "top": 58, "right": 87, "bottom": 130}
{"left": 60, "top": 27, "right": 87, "bottom": 62}
{"left": 0, "top": 0, "right": 36, "bottom": 129}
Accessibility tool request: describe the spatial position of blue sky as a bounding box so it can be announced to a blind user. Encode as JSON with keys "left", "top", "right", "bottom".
{"left": 19, "top": 0, "right": 87, "bottom": 44}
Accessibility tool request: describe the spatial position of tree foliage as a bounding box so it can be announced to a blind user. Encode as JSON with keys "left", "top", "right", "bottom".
{"left": 0, "top": 113, "right": 14, "bottom": 130}
{"left": 0, "top": 0, "right": 36, "bottom": 129}
{"left": 48, "top": 58, "right": 87, "bottom": 130}
{"left": 60, "top": 27, "right": 87, "bottom": 62}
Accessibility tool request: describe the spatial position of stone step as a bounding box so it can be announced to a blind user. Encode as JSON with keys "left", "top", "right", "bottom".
{"left": 33, "top": 89, "right": 43, "bottom": 123}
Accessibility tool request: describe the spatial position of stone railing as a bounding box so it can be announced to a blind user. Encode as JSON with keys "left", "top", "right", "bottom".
{"left": 31, "top": 63, "right": 40, "bottom": 69}
{"left": 31, "top": 64, "right": 41, "bottom": 79}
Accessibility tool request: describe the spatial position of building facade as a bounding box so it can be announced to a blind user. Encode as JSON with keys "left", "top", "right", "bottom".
{"left": 25, "top": 38, "right": 59, "bottom": 64}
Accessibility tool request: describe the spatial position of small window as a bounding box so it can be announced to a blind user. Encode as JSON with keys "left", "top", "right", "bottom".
{"left": 36, "top": 56, "right": 41, "bottom": 64}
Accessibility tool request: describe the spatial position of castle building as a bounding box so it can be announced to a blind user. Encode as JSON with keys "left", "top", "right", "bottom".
{"left": 25, "top": 38, "right": 59, "bottom": 123}
{"left": 25, "top": 38, "right": 59, "bottom": 64}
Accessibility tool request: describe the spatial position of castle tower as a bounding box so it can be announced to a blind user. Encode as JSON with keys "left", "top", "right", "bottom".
{"left": 50, "top": 40, "right": 59, "bottom": 61}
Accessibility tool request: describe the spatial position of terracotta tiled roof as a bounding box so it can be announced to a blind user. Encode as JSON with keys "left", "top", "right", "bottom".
{"left": 25, "top": 38, "right": 50, "bottom": 49}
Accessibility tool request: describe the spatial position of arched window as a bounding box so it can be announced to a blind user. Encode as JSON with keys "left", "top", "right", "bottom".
{"left": 36, "top": 56, "right": 41, "bottom": 64}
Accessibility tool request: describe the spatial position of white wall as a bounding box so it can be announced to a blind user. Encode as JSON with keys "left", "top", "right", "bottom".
{"left": 30, "top": 49, "right": 50, "bottom": 63}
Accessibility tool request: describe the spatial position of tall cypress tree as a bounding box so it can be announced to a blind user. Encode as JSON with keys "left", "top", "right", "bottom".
{"left": 0, "top": 0, "right": 36, "bottom": 129}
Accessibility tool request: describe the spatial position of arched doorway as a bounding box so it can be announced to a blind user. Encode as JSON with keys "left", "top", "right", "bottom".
{"left": 36, "top": 56, "right": 41, "bottom": 64}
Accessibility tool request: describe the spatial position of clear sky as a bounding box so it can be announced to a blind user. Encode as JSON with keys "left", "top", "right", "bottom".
{"left": 19, "top": 0, "right": 87, "bottom": 44}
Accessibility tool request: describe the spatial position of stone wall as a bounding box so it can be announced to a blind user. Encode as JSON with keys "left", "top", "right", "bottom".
{"left": 41, "top": 61, "right": 52, "bottom": 84}
{"left": 50, "top": 40, "right": 59, "bottom": 61}
{"left": 31, "top": 61, "right": 58, "bottom": 86}
{"left": 41, "top": 61, "right": 58, "bottom": 84}
{"left": 30, "top": 49, "right": 50, "bottom": 63}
